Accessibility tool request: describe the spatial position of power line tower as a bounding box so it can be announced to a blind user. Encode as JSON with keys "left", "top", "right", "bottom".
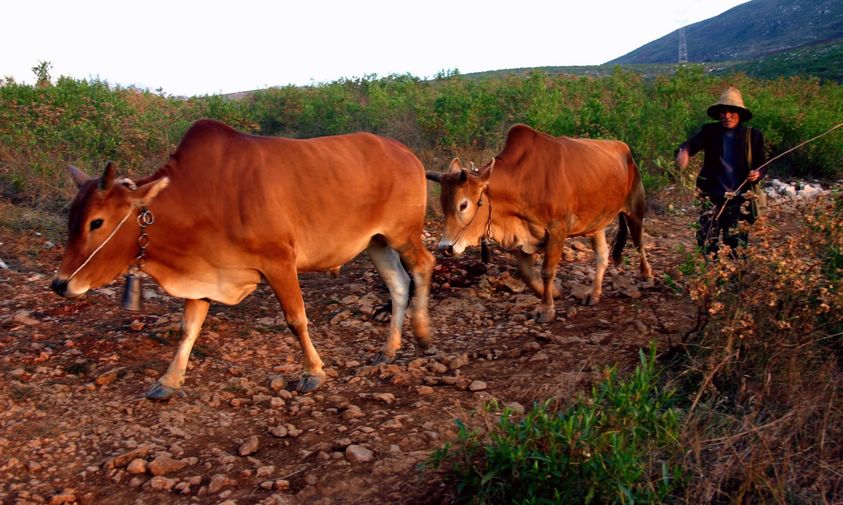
{"left": 678, "top": 27, "right": 688, "bottom": 64}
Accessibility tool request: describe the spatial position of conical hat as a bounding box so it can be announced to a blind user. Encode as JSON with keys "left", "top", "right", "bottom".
{"left": 707, "top": 86, "right": 753, "bottom": 121}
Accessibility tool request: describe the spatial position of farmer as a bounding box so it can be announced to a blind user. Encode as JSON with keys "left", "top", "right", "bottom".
{"left": 676, "top": 86, "right": 767, "bottom": 256}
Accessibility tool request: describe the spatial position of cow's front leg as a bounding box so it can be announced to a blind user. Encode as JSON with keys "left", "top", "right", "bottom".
{"left": 265, "top": 265, "right": 325, "bottom": 392}
{"left": 148, "top": 298, "right": 210, "bottom": 400}
{"left": 536, "top": 236, "right": 565, "bottom": 323}
{"left": 516, "top": 250, "right": 561, "bottom": 298}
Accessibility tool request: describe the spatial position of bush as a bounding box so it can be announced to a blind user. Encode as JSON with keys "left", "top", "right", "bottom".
{"left": 2, "top": 64, "right": 841, "bottom": 211}
{"left": 430, "top": 344, "right": 684, "bottom": 504}
{"left": 678, "top": 191, "right": 843, "bottom": 502}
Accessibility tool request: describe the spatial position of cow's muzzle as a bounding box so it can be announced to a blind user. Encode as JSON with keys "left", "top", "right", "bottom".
{"left": 51, "top": 278, "right": 69, "bottom": 297}
{"left": 438, "top": 244, "right": 455, "bottom": 257}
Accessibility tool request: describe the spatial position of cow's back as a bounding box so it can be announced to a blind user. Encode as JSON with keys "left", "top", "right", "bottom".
{"left": 149, "top": 119, "right": 427, "bottom": 271}
{"left": 492, "top": 125, "right": 634, "bottom": 234}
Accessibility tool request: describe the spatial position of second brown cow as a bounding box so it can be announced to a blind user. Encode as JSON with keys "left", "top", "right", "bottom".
{"left": 427, "top": 124, "right": 652, "bottom": 323}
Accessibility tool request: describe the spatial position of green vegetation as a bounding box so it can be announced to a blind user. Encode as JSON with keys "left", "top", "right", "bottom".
{"left": 430, "top": 345, "right": 684, "bottom": 504}
{"left": 2, "top": 64, "right": 841, "bottom": 212}
{"left": 728, "top": 40, "right": 843, "bottom": 84}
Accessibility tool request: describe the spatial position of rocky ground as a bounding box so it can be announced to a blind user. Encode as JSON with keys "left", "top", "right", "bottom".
{"left": 0, "top": 192, "right": 708, "bottom": 505}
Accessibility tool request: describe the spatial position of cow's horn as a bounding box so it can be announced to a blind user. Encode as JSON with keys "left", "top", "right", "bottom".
{"left": 67, "top": 165, "right": 91, "bottom": 189}
{"left": 425, "top": 171, "right": 442, "bottom": 183}
{"left": 99, "top": 161, "right": 116, "bottom": 191}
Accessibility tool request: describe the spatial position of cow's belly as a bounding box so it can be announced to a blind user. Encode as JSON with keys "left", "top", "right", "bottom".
{"left": 153, "top": 267, "right": 261, "bottom": 305}
{"left": 295, "top": 234, "right": 375, "bottom": 272}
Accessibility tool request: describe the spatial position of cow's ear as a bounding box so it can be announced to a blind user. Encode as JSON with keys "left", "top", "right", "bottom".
{"left": 448, "top": 158, "right": 464, "bottom": 174}
{"left": 67, "top": 165, "right": 91, "bottom": 189}
{"left": 478, "top": 158, "right": 495, "bottom": 185}
{"left": 130, "top": 177, "right": 170, "bottom": 207}
{"left": 98, "top": 161, "right": 116, "bottom": 191}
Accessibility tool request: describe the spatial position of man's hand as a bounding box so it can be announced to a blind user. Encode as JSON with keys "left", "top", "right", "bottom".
{"left": 747, "top": 169, "right": 761, "bottom": 182}
{"left": 676, "top": 148, "right": 689, "bottom": 169}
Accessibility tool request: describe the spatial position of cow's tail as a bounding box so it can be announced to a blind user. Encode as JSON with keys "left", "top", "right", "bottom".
{"left": 610, "top": 213, "right": 629, "bottom": 265}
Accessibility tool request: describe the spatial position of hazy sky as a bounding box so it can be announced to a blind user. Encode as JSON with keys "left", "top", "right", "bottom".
{"left": 3, "top": 0, "right": 748, "bottom": 97}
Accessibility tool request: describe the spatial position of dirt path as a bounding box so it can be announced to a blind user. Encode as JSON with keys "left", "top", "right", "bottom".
{"left": 0, "top": 204, "right": 700, "bottom": 505}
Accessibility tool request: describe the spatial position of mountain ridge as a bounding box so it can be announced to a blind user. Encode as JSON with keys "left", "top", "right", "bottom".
{"left": 609, "top": 0, "right": 843, "bottom": 64}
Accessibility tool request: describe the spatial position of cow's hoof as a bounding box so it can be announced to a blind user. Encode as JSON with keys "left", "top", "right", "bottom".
{"left": 581, "top": 294, "right": 600, "bottom": 306}
{"left": 415, "top": 337, "right": 432, "bottom": 351}
{"left": 296, "top": 374, "right": 325, "bottom": 393}
{"left": 534, "top": 308, "right": 555, "bottom": 324}
{"left": 146, "top": 382, "right": 179, "bottom": 401}
{"left": 371, "top": 352, "right": 396, "bottom": 365}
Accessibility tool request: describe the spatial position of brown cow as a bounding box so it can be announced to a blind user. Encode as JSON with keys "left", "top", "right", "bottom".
{"left": 52, "top": 119, "right": 434, "bottom": 400}
{"left": 427, "top": 124, "right": 652, "bottom": 323}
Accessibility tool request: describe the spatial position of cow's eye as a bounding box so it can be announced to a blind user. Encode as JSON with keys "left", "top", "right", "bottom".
{"left": 458, "top": 201, "right": 469, "bottom": 212}
{"left": 90, "top": 219, "right": 104, "bottom": 231}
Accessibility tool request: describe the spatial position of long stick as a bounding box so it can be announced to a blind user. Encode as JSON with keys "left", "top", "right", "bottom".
{"left": 705, "top": 122, "right": 843, "bottom": 241}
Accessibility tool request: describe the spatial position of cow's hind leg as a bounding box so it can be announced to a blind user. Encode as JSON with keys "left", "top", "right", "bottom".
{"left": 148, "top": 298, "right": 210, "bottom": 400}
{"left": 584, "top": 229, "right": 609, "bottom": 306}
{"left": 389, "top": 235, "right": 435, "bottom": 352}
{"left": 536, "top": 232, "right": 566, "bottom": 323}
{"left": 264, "top": 264, "right": 325, "bottom": 392}
{"left": 367, "top": 239, "right": 411, "bottom": 363}
{"left": 625, "top": 212, "right": 653, "bottom": 279}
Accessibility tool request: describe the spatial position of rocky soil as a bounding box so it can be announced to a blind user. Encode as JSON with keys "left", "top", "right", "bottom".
{"left": 0, "top": 198, "right": 704, "bottom": 505}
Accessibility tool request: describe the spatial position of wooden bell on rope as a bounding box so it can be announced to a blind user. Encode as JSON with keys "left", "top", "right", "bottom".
{"left": 122, "top": 273, "right": 143, "bottom": 311}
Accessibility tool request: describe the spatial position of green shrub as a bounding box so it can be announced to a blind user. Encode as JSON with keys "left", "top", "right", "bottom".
{"left": 430, "top": 344, "right": 683, "bottom": 504}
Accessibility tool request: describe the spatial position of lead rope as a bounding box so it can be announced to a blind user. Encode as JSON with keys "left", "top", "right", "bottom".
{"left": 65, "top": 207, "right": 135, "bottom": 283}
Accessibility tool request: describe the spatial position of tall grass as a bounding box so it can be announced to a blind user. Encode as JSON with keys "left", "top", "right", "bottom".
{"left": 676, "top": 192, "right": 843, "bottom": 503}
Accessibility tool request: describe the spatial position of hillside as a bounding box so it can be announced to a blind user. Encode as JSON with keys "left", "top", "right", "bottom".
{"left": 609, "top": 0, "right": 843, "bottom": 64}
{"left": 462, "top": 38, "right": 843, "bottom": 82}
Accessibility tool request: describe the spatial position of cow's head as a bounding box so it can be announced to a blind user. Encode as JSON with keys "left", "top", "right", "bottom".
{"left": 426, "top": 158, "right": 493, "bottom": 256}
{"left": 51, "top": 162, "right": 169, "bottom": 298}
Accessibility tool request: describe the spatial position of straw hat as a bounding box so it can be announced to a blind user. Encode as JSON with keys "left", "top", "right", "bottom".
{"left": 707, "top": 86, "right": 753, "bottom": 121}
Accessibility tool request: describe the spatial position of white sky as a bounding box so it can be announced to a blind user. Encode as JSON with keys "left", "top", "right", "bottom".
{"left": 3, "top": 0, "right": 748, "bottom": 97}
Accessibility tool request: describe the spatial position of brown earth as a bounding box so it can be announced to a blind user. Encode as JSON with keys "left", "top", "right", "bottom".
{"left": 0, "top": 193, "right": 702, "bottom": 505}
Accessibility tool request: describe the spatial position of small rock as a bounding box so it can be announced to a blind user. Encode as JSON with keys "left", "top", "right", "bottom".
{"left": 126, "top": 458, "right": 147, "bottom": 474}
{"left": 129, "top": 319, "right": 145, "bottom": 331}
{"left": 504, "top": 402, "right": 525, "bottom": 415}
{"left": 416, "top": 385, "right": 434, "bottom": 395}
{"left": 274, "top": 480, "right": 291, "bottom": 492}
{"left": 427, "top": 361, "right": 448, "bottom": 374}
{"left": 448, "top": 353, "right": 470, "bottom": 370}
{"left": 501, "top": 276, "right": 527, "bottom": 294}
{"left": 49, "top": 491, "right": 77, "bottom": 505}
{"left": 269, "top": 425, "right": 288, "bottom": 438}
{"left": 148, "top": 455, "right": 188, "bottom": 476}
{"left": 146, "top": 476, "right": 177, "bottom": 492}
{"left": 13, "top": 310, "right": 39, "bottom": 326}
{"left": 95, "top": 369, "right": 120, "bottom": 386}
{"left": 345, "top": 445, "right": 374, "bottom": 463}
{"left": 268, "top": 375, "right": 287, "bottom": 392}
{"left": 468, "top": 380, "right": 488, "bottom": 392}
{"left": 239, "top": 435, "right": 260, "bottom": 456}
{"left": 371, "top": 392, "right": 395, "bottom": 404}
{"left": 256, "top": 465, "right": 275, "bottom": 478}
{"left": 208, "top": 474, "right": 234, "bottom": 493}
